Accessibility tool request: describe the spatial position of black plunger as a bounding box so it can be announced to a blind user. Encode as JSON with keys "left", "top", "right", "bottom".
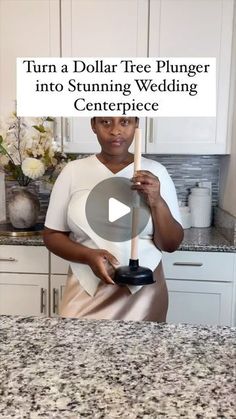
{"left": 114, "top": 128, "right": 154, "bottom": 286}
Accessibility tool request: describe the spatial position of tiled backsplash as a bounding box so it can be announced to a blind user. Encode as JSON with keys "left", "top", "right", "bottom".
{"left": 3, "top": 154, "right": 221, "bottom": 223}
{"left": 144, "top": 155, "right": 220, "bottom": 206}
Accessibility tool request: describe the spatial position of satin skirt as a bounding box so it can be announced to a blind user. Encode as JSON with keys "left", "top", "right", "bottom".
{"left": 60, "top": 262, "right": 168, "bottom": 322}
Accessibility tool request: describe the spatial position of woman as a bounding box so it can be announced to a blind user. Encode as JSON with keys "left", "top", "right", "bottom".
{"left": 44, "top": 116, "right": 183, "bottom": 321}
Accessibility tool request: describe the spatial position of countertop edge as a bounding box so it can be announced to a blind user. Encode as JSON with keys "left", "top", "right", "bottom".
{"left": 0, "top": 227, "right": 236, "bottom": 252}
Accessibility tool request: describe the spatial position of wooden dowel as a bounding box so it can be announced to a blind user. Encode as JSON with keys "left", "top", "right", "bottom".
{"left": 134, "top": 128, "right": 142, "bottom": 174}
{"left": 131, "top": 208, "right": 139, "bottom": 259}
{"left": 131, "top": 128, "right": 142, "bottom": 260}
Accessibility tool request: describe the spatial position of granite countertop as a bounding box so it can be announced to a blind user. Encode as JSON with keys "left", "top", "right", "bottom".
{"left": 0, "top": 226, "right": 235, "bottom": 252}
{"left": 0, "top": 316, "right": 235, "bottom": 418}
{"left": 180, "top": 227, "right": 236, "bottom": 252}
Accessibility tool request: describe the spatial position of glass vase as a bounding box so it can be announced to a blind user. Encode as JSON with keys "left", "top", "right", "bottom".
{"left": 8, "top": 186, "right": 40, "bottom": 229}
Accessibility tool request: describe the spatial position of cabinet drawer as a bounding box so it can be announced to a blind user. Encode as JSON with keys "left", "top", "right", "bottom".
{"left": 0, "top": 246, "right": 48, "bottom": 273}
{"left": 162, "top": 251, "right": 235, "bottom": 282}
{"left": 50, "top": 254, "right": 69, "bottom": 274}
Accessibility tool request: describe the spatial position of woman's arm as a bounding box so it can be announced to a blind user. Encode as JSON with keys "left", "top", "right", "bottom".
{"left": 131, "top": 170, "right": 184, "bottom": 252}
{"left": 149, "top": 196, "right": 183, "bottom": 252}
{"left": 43, "top": 228, "right": 119, "bottom": 284}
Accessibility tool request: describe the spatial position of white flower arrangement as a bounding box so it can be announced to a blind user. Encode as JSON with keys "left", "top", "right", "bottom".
{"left": 0, "top": 113, "right": 72, "bottom": 186}
{"left": 21, "top": 157, "right": 45, "bottom": 180}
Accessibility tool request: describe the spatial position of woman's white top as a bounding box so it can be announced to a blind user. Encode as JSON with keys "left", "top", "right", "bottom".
{"left": 45, "top": 155, "right": 181, "bottom": 296}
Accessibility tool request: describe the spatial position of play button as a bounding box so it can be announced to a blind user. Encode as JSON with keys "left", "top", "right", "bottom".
{"left": 108, "top": 198, "right": 130, "bottom": 222}
{"left": 85, "top": 177, "right": 150, "bottom": 242}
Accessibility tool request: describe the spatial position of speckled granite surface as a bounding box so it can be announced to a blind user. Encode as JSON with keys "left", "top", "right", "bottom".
{"left": 0, "top": 316, "right": 235, "bottom": 418}
{"left": 0, "top": 234, "right": 44, "bottom": 246}
{"left": 0, "top": 227, "right": 235, "bottom": 252}
{"left": 180, "top": 227, "right": 236, "bottom": 252}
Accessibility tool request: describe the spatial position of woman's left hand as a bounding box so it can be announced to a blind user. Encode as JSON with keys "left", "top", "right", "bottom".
{"left": 131, "top": 170, "right": 162, "bottom": 208}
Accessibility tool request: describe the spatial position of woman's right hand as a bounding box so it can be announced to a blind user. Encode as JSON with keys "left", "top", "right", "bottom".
{"left": 86, "top": 249, "right": 120, "bottom": 285}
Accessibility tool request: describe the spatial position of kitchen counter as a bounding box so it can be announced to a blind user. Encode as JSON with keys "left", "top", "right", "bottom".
{"left": 180, "top": 226, "right": 236, "bottom": 252}
{"left": 0, "top": 226, "right": 235, "bottom": 252}
{"left": 0, "top": 233, "right": 44, "bottom": 246}
{"left": 0, "top": 316, "right": 235, "bottom": 418}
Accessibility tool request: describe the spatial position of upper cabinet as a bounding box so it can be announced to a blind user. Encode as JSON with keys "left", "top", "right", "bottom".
{"left": 1, "top": 0, "right": 234, "bottom": 154}
{"left": 0, "top": 0, "right": 60, "bottom": 116}
{"left": 60, "top": 0, "right": 148, "bottom": 153}
{"left": 60, "top": 0, "right": 234, "bottom": 154}
{"left": 147, "top": 0, "right": 234, "bottom": 154}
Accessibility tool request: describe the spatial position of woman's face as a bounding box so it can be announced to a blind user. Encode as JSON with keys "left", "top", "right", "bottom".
{"left": 91, "top": 117, "right": 138, "bottom": 157}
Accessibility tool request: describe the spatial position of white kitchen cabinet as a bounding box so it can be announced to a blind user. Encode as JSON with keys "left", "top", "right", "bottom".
{"left": 1, "top": 245, "right": 235, "bottom": 325}
{"left": 0, "top": 0, "right": 60, "bottom": 116}
{"left": 60, "top": 0, "right": 234, "bottom": 154}
{"left": 166, "top": 280, "right": 232, "bottom": 326}
{"left": 0, "top": 246, "right": 68, "bottom": 317}
{"left": 162, "top": 251, "right": 235, "bottom": 326}
{"left": 51, "top": 249, "right": 236, "bottom": 326}
{"left": 60, "top": 0, "right": 148, "bottom": 153}
{"left": 147, "top": 0, "right": 234, "bottom": 154}
{"left": 1, "top": 0, "right": 234, "bottom": 155}
{"left": 50, "top": 253, "right": 69, "bottom": 275}
{"left": 0, "top": 245, "right": 48, "bottom": 273}
{"left": 0, "top": 274, "right": 49, "bottom": 316}
{"left": 0, "top": 246, "right": 49, "bottom": 316}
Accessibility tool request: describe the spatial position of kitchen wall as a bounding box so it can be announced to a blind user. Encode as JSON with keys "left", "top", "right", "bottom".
{"left": 219, "top": 5, "right": 236, "bottom": 218}
{"left": 219, "top": 125, "right": 236, "bottom": 218}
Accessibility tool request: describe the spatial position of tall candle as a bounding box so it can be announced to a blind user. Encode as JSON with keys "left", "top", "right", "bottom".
{"left": 134, "top": 128, "right": 142, "bottom": 174}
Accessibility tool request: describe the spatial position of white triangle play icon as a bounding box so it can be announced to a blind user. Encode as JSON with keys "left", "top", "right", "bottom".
{"left": 108, "top": 198, "right": 131, "bottom": 223}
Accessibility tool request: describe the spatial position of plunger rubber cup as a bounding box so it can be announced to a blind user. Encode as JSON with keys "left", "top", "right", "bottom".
{"left": 114, "top": 259, "right": 155, "bottom": 286}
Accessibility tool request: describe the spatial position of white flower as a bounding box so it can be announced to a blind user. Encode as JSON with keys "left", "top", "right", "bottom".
{"left": 22, "top": 157, "right": 45, "bottom": 180}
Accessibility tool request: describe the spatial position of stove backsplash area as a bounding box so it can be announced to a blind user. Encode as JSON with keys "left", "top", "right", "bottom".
{"left": 4, "top": 155, "right": 221, "bottom": 224}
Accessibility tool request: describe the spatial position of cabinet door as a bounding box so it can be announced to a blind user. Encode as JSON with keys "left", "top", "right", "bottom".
{"left": 0, "top": 274, "right": 48, "bottom": 316}
{"left": 50, "top": 275, "right": 67, "bottom": 317}
{"left": 50, "top": 253, "right": 69, "bottom": 275}
{"left": 166, "top": 279, "right": 233, "bottom": 326}
{"left": 0, "top": 0, "right": 60, "bottom": 116}
{"left": 60, "top": 0, "right": 148, "bottom": 152}
{"left": 147, "top": 0, "right": 234, "bottom": 154}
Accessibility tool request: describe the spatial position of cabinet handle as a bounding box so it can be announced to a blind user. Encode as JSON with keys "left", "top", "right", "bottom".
{"left": 0, "top": 257, "right": 17, "bottom": 262}
{"left": 53, "top": 117, "right": 62, "bottom": 146}
{"left": 148, "top": 118, "right": 154, "bottom": 143}
{"left": 52, "top": 288, "right": 59, "bottom": 314}
{"left": 173, "top": 262, "right": 203, "bottom": 267}
{"left": 64, "top": 118, "right": 70, "bottom": 142}
{"left": 40, "top": 288, "right": 46, "bottom": 314}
